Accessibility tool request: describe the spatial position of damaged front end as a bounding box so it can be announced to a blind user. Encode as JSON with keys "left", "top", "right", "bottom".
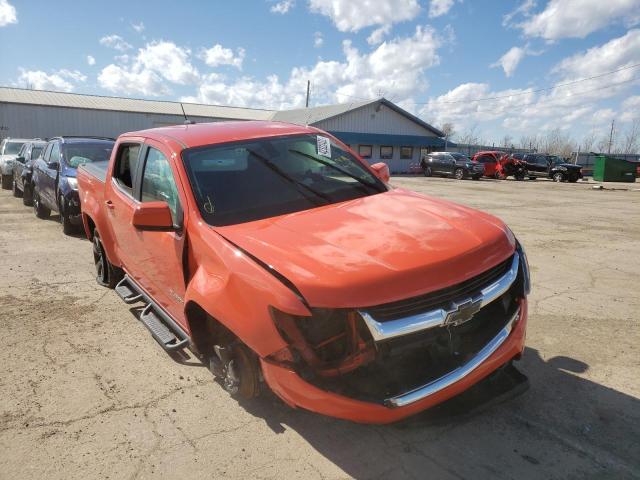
{"left": 266, "top": 244, "right": 530, "bottom": 410}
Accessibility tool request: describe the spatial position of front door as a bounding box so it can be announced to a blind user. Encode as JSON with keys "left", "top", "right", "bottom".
{"left": 132, "top": 142, "right": 187, "bottom": 325}
{"left": 42, "top": 142, "right": 61, "bottom": 210}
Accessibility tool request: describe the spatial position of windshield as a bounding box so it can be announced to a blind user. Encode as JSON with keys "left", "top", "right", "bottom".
{"left": 2, "top": 141, "right": 25, "bottom": 155}
{"left": 450, "top": 153, "right": 471, "bottom": 161}
{"left": 182, "top": 134, "right": 386, "bottom": 226}
{"left": 63, "top": 142, "right": 114, "bottom": 168}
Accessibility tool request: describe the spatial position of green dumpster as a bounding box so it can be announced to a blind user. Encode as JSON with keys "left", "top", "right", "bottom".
{"left": 592, "top": 155, "right": 637, "bottom": 182}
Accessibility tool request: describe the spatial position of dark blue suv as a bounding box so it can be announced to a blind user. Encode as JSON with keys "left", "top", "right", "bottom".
{"left": 32, "top": 136, "right": 115, "bottom": 234}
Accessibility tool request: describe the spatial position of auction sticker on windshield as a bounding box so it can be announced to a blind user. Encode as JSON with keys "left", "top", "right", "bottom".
{"left": 317, "top": 135, "right": 331, "bottom": 158}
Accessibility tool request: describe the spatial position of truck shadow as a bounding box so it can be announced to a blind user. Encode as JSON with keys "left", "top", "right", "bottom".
{"left": 234, "top": 347, "right": 640, "bottom": 478}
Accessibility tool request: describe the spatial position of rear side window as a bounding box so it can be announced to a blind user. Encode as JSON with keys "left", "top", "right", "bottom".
{"left": 50, "top": 143, "right": 61, "bottom": 164}
{"left": 141, "top": 147, "right": 180, "bottom": 224}
{"left": 113, "top": 144, "right": 141, "bottom": 195}
{"left": 42, "top": 143, "right": 53, "bottom": 161}
{"left": 31, "top": 146, "right": 44, "bottom": 160}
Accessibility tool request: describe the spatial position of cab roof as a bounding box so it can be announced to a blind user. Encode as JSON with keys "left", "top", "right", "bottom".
{"left": 123, "top": 121, "right": 319, "bottom": 149}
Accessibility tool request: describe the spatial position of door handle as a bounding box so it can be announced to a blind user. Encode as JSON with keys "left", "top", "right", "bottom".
{"left": 105, "top": 200, "right": 115, "bottom": 209}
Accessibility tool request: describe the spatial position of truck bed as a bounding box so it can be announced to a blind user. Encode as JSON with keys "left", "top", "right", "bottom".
{"left": 78, "top": 161, "right": 108, "bottom": 183}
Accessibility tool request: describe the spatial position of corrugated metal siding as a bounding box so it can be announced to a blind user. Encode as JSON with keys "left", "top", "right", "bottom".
{"left": 0, "top": 103, "right": 229, "bottom": 140}
{"left": 316, "top": 103, "right": 438, "bottom": 137}
{"left": 0, "top": 87, "right": 273, "bottom": 120}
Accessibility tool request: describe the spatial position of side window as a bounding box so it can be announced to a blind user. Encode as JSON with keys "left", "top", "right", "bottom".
{"left": 113, "top": 144, "right": 141, "bottom": 195}
{"left": 42, "top": 143, "right": 53, "bottom": 161}
{"left": 31, "top": 146, "right": 44, "bottom": 160}
{"left": 49, "top": 143, "right": 61, "bottom": 164}
{"left": 141, "top": 147, "right": 180, "bottom": 224}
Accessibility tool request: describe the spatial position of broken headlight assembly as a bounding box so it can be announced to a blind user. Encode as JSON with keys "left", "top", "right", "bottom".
{"left": 516, "top": 241, "right": 531, "bottom": 295}
{"left": 269, "top": 307, "right": 375, "bottom": 376}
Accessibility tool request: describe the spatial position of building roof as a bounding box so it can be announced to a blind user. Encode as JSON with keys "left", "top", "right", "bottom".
{"left": 0, "top": 86, "right": 274, "bottom": 121}
{"left": 0, "top": 87, "right": 443, "bottom": 138}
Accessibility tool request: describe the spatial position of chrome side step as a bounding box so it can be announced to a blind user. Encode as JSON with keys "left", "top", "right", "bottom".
{"left": 116, "top": 275, "right": 190, "bottom": 351}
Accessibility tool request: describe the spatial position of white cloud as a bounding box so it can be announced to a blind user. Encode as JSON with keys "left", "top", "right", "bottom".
{"left": 131, "top": 21, "right": 145, "bottom": 33}
{"left": 518, "top": 0, "right": 640, "bottom": 41}
{"left": 0, "top": 0, "right": 16, "bottom": 26}
{"left": 99, "top": 34, "right": 132, "bottom": 51}
{"left": 491, "top": 44, "right": 541, "bottom": 77}
{"left": 270, "top": 0, "right": 294, "bottom": 14}
{"left": 187, "top": 25, "right": 442, "bottom": 109}
{"left": 87, "top": 55, "right": 96, "bottom": 66}
{"left": 502, "top": 0, "right": 536, "bottom": 27}
{"left": 309, "top": 0, "right": 420, "bottom": 32}
{"left": 367, "top": 25, "right": 391, "bottom": 45}
{"left": 428, "top": 0, "right": 455, "bottom": 18}
{"left": 98, "top": 41, "right": 199, "bottom": 96}
{"left": 17, "top": 68, "right": 86, "bottom": 92}
{"left": 200, "top": 44, "right": 245, "bottom": 69}
{"left": 313, "top": 31, "right": 324, "bottom": 48}
{"left": 620, "top": 96, "right": 640, "bottom": 121}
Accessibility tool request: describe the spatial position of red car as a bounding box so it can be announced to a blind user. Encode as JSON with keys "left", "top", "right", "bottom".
{"left": 472, "top": 151, "right": 505, "bottom": 178}
{"left": 78, "top": 121, "right": 530, "bottom": 424}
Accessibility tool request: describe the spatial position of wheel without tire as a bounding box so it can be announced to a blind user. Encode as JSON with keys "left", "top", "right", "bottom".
{"left": 553, "top": 172, "right": 565, "bottom": 182}
{"left": 423, "top": 165, "right": 432, "bottom": 177}
{"left": 93, "top": 230, "right": 122, "bottom": 288}
{"left": 12, "top": 179, "right": 22, "bottom": 198}
{"left": 1, "top": 174, "right": 11, "bottom": 190}
{"left": 33, "top": 189, "right": 50, "bottom": 218}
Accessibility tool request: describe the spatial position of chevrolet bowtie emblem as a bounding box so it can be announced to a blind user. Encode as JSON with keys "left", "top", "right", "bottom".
{"left": 444, "top": 296, "right": 483, "bottom": 327}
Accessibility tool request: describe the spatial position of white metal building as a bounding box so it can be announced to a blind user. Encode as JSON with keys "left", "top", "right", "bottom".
{"left": 0, "top": 87, "right": 445, "bottom": 172}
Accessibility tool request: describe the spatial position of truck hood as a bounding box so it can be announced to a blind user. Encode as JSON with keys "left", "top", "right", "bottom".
{"left": 0, "top": 154, "right": 17, "bottom": 164}
{"left": 216, "top": 188, "right": 515, "bottom": 308}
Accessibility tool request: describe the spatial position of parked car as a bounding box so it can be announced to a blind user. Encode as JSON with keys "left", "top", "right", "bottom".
{"left": 0, "top": 137, "right": 30, "bottom": 189}
{"left": 522, "top": 154, "right": 583, "bottom": 182}
{"left": 421, "top": 151, "right": 484, "bottom": 179}
{"left": 77, "top": 121, "right": 530, "bottom": 424}
{"left": 12, "top": 140, "right": 47, "bottom": 205}
{"left": 32, "top": 136, "right": 114, "bottom": 234}
{"left": 495, "top": 153, "right": 527, "bottom": 181}
{"left": 471, "top": 151, "right": 506, "bottom": 178}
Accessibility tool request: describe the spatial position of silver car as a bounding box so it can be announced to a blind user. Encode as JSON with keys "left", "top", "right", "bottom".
{"left": 1, "top": 138, "right": 31, "bottom": 189}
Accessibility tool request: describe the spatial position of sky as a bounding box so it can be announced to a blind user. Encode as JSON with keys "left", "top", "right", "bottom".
{"left": 1, "top": 0, "right": 639, "bottom": 145}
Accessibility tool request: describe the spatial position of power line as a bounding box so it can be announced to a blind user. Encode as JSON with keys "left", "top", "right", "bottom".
{"left": 329, "top": 62, "right": 640, "bottom": 106}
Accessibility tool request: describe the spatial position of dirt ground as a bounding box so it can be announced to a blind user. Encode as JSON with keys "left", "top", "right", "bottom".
{"left": 1, "top": 177, "right": 639, "bottom": 480}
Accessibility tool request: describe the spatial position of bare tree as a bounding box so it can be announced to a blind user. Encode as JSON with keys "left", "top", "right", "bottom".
{"left": 580, "top": 130, "right": 597, "bottom": 153}
{"left": 457, "top": 124, "right": 479, "bottom": 146}
{"left": 518, "top": 134, "right": 539, "bottom": 152}
{"left": 621, "top": 119, "right": 640, "bottom": 154}
{"left": 501, "top": 135, "right": 514, "bottom": 150}
{"left": 440, "top": 122, "right": 456, "bottom": 140}
{"left": 540, "top": 128, "right": 576, "bottom": 158}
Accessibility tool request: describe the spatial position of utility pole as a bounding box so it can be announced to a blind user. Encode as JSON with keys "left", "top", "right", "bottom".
{"left": 305, "top": 80, "right": 310, "bottom": 108}
{"left": 607, "top": 119, "right": 615, "bottom": 154}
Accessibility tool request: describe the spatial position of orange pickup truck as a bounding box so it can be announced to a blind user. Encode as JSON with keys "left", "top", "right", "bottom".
{"left": 77, "top": 121, "right": 530, "bottom": 423}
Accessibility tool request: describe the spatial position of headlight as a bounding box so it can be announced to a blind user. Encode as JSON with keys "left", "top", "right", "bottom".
{"left": 67, "top": 177, "right": 78, "bottom": 190}
{"left": 516, "top": 241, "right": 531, "bottom": 295}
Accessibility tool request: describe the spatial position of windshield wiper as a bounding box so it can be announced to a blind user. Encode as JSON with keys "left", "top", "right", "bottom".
{"left": 246, "top": 149, "right": 332, "bottom": 205}
{"left": 288, "top": 149, "right": 383, "bottom": 192}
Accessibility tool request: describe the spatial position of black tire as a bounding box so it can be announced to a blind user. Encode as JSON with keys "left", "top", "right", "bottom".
{"left": 515, "top": 173, "right": 525, "bottom": 181}
{"left": 59, "top": 196, "right": 75, "bottom": 235}
{"left": 1, "top": 174, "right": 11, "bottom": 190}
{"left": 22, "top": 184, "right": 33, "bottom": 206}
{"left": 423, "top": 165, "right": 432, "bottom": 177}
{"left": 33, "top": 188, "right": 50, "bottom": 219}
{"left": 529, "top": 176, "right": 536, "bottom": 180}
{"left": 93, "top": 230, "right": 123, "bottom": 288}
{"left": 454, "top": 168, "right": 464, "bottom": 180}
{"left": 568, "top": 176, "right": 578, "bottom": 183}
{"left": 553, "top": 172, "right": 565, "bottom": 182}
{"left": 12, "top": 178, "right": 22, "bottom": 198}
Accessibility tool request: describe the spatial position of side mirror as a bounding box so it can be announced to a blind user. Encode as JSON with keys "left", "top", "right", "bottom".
{"left": 370, "top": 162, "right": 390, "bottom": 183}
{"left": 132, "top": 201, "right": 174, "bottom": 231}
{"left": 16, "top": 156, "right": 25, "bottom": 164}
{"left": 47, "top": 161, "right": 59, "bottom": 170}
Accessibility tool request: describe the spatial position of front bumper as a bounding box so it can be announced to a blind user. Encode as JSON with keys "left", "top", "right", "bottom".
{"left": 0, "top": 160, "right": 14, "bottom": 176}
{"left": 262, "top": 298, "right": 528, "bottom": 424}
{"left": 61, "top": 189, "right": 83, "bottom": 223}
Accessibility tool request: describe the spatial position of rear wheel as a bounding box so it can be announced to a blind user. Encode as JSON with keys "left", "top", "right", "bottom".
{"left": 93, "top": 230, "right": 123, "bottom": 288}
{"left": 1, "top": 174, "right": 11, "bottom": 190}
{"left": 12, "top": 178, "right": 22, "bottom": 198}
{"left": 33, "top": 188, "right": 50, "bottom": 219}
{"left": 553, "top": 172, "right": 565, "bottom": 182}
{"left": 454, "top": 168, "right": 464, "bottom": 180}
{"left": 568, "top": 175, "right": 578, "bottom": 183}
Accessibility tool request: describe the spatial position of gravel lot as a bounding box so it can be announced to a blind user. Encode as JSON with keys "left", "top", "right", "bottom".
{"left": 1, "top": 177, "right": 639, "bottom": 480}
